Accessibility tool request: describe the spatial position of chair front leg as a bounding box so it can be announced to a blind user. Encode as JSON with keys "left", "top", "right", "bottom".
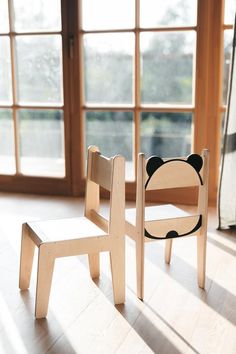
{"left": 197, "top": 232, "right": 207, "bottom": 289}
{"left": 110, "top": 238, "right": 125, "bottom": 305}
{"left": 136, "top": 234, "right": 145, "bottom": 300}
{"left": 35, "top": 243, "right": 55, "bottom": 319}
{"left": 19, "top": 223, "right": 36, "bottom": 290}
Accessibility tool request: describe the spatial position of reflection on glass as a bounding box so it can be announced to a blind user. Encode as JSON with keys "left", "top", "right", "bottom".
{"left": 224, "top": 0, "right": 236, "bottom": 24}
{"left": 85, "top": 111, "right": 134, "bottom": 180}
{"left": 0, "top": 0, "right": 9, "bottom": 33}
{"left": 0, "top": 37, "right": 12, "bottom": 104}
{"left": 140, "top": 112, "right": 192, "bottom": 158}
{"left": 223, "top": 30, "right": 234, "bottom": 104}
{"left": 140, "top": 0, "right": 197, "bottom": 28}
{"left": 141, "top": 31, "right": 195, "bottom": 105}
{"left": 18, "top": 109, "right": 65, "bottom": 177}
{"left": 0, "top": 109, "right": 15, "bottom": 174}
{"left": 16, "top": 35, "right": 63, "bottom": 105}
{"left": 82, "top": 0, "right": 134, "bottom": 30}
{"left": 13, "top": 0, "right": 61, "bottom": 32}
{"left": 84, "top": 34, "right": 134, "bottom": 104}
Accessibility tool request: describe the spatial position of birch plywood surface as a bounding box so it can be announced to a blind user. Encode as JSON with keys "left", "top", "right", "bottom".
{"left": 0, "top": 192, "right": 236, "bottom": 354}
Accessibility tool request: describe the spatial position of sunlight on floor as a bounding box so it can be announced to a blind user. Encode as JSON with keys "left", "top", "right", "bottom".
{"left": 0, "top": 293, "right": 28, "bottom": 354}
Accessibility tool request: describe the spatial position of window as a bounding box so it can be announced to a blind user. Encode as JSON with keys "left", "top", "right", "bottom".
{"left": 0, "top": 0, "right": 70, "bottom": 193}
{"left": 0, "top": 0, "right": 234, "bottom": 204}
{"left": 81, "top": 0, "right": 197, "bottom": 182}
{"left": 223, "top": 0, "right": 235, "bottom": 105}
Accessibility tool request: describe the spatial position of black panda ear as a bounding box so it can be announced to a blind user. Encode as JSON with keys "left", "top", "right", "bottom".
{"left": 186, "top": 154, "right": 203, "bottom": 172}
{"left": 146, "top": 156, "right": 164, "bottom": 177}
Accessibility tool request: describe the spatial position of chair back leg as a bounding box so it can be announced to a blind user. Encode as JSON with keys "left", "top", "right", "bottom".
{"left": 165, "top": 239, "right": 173, "bottom": 264}
{"left": 88, "top": 253, "right": 100, "bottom": 279}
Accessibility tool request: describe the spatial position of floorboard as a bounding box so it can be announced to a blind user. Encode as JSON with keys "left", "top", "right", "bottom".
{"left": 0, "top": 192, "right": 235, "bottom": 354}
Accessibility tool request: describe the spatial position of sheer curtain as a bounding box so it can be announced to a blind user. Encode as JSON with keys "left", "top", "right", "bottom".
{"left": 218, "top": 14, "right": 236, "bottom": 229}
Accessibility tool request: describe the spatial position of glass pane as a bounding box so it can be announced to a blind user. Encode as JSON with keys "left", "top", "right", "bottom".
{"left": 224, "top": 0, "right": 236, "bottom": 24}
{"left": 140, "top": 112, "right": 192, "bottom": 158}
{"left": 19, "top": 109, "right": 65, "bottom": 177}
{"left": 0, "top": 0, "right": 9, "bottom": 33}
{"left": 223, "top": 30, "right": 234, "bottom": 104}
{"left": 0, "top": 36, "right": 12, "bottom": 104}
{"left": 0, "top": 109, "right": 15, "bottom": 174}
{"left": 140, "top": 0, "right": 197, "bottom": 28}
{"left": 84, "top": 34, "right": 134, "bottom": 104}
{"left": 141, "top": 31, "right": 195, "bottom": 105}
{"left": 16, "top": 35, "right": 63, "bottom": 105}
{"left": 85, "top": 111, "right": 134, "bottom": 180}
{"left": 82, "top": 0, "right": 134, "bottom": 30}
{"left": 13, "top": 0, "right": 61, "bottom": 32}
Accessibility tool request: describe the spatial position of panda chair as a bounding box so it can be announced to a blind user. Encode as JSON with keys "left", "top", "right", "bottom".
{"left": 125, "top": 149, "right": 209, "bottom": 300}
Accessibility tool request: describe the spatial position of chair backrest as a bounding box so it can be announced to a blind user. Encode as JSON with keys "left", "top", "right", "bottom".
{"left": 85, "top": 146, "right": 125, "bottom": 237}
{"left": 135, "top": 149, "right": 210, "bottom": 238}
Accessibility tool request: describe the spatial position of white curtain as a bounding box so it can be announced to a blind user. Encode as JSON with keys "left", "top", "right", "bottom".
{"left": 218, "top": 14, "right": 236, "bottom": 229}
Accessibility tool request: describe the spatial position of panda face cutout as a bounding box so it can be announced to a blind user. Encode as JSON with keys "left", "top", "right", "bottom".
{"left": 144, "top": 153, "right": 204, "bottom": 240}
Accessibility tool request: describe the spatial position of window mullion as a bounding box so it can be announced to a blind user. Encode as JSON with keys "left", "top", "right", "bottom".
{"left": 134, "top": 0, "right": 141, "bottom": 178}
{"left": 8, "top": 0, "right": 21, "bottom": 174}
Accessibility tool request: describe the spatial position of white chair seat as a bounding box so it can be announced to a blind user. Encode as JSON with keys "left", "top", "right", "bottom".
{"left": 28, "top": 217, "right": 107, "bottom": 243}
{"left": 125, "top": 204, "right": 190, "bottom": 226}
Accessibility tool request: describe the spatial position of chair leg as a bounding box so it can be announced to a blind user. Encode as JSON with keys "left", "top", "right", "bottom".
{"left": 136, "top": 238, "right": 145, "bottom": 300}
{"left": 110, "top": 239, "right": 125, "bottom": 304}
{"left": 165, "top": 239, "right": 173, "bottom": 264}
{"left": 197, "top": 233, "right": 207, "bottom": 289}
{"left": 88, "top": 253, "right": 100, "bottom": 279}
{"left": 35, "top": 244, "right": 55, "bottom": 319}
{"left": 19, "top": 223, "right": 35, "bottom": 290}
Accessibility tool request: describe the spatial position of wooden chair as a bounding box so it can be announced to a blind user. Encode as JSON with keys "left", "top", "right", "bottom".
{"left": 125, "top": 149, "right": 209, "bottom": 300}
{"left": 19, "top": 146, "right": 125, "bottom": 318}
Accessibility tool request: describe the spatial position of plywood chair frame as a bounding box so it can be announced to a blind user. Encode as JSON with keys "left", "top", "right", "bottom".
{"left": 125, "top": 149, "right": 209, "bottom": 300}
{"left": 19, "top": 146, "right": 125, "bottom": 318}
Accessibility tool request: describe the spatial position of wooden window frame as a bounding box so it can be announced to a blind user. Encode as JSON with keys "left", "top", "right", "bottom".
{"left": 0, "top": 0, "right": 230, "bottom": 206}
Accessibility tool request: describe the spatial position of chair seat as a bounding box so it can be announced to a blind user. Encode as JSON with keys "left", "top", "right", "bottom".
{"left": 125, "top": 204, "right": 190, "bottom": 226}
{"left": 27, "top": 216, "right": 107, "bottom": 244}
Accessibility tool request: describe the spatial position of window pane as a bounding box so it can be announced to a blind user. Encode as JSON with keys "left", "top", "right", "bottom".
{"left": 140, "top": 0, "right": 197, "bottom": 28}
{"left": 0, "top": 0, "right": 9, "bottom": 33}
{"left": 13, "top": 0, "right": 61, "bottom": 32}
{"left": 18, "top": 110, "right": 65, "bottom": 177}
{"left": 223, "top": 30, "right": 234, "bottom": 104}
{"left": 141, "top": 31, "right": 195, "bottom": 105}
{"left": 0, "top": 37, "right": 12, "bottom": 104}
{"left": 84, "top": 34, "right": 134, "bottom": 104}
{"left": 140, "top": 112, "right": 192, "bottom": 158}
{"left": 0, "top": 109, "right": 15, "bottom": 174}
{"left": 16, "top": 35, "right": 63, "bottom": 105}
{"left": 85, "top": 111, "right": 134, "bottom": 180}
{"left": 224, "top": 0, "right": 236, "bottom": 24}
{"left": 82, "top": 0, "right": 134, "bottom": 30}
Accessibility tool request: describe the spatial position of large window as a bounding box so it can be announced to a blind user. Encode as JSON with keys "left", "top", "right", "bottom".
{"left": 0, "top": 0, "right": 65, "bottom": 178}
{"left": 0, "top": 0, "right": 234, "bottom": 204}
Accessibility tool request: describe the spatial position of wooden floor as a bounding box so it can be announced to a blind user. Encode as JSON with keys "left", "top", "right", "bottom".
{"left": 0, "top": 192, "right": 236, "bottom": 354}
